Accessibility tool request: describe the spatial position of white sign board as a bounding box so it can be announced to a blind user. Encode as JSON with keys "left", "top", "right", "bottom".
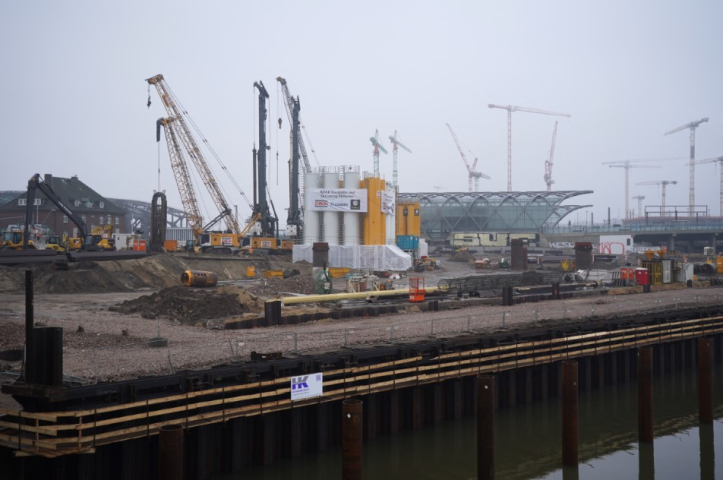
{"left": 308, "top": 189, "right": 367, "bottom": 212}
{"left": 290, "top": 373, "right": 323, "bottom": 401}
{"left": 381, "top": 191, "right": 395, "bottom": 215}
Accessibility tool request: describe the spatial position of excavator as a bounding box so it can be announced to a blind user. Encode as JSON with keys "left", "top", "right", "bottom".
{"left": 22, "top": 174, "right": 114, "bottom": 252}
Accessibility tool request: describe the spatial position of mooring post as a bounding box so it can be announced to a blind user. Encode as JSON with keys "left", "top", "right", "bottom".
{"left": 561, "top": 361, "right": 578, "bottom": 467}
{"left": 698, "top": 338, "right": 713, "bottom": 424}
{"left": 158, "top": 424, "right": 184, "bottom": 480}
{"left": 638, "top": 347, "right": 654, "bottom": 443}
{"left": 342, "top": 398, "right": 363, "bottom": 480}
{"left": 700, "top": 423, "right": 715, "bottom": 480}
{"left": 477, "top": 375, "right": 495, "bottom": 480}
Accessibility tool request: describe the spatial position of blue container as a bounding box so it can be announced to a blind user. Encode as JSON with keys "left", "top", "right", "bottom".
{"left": 396, "top": 235, "right": 419, "bottom": 250}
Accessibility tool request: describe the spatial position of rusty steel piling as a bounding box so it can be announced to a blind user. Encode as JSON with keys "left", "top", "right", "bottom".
{"left": 477, "top": 375, "right": 495, "bottom": 480}
{"left": 342, "top": 399, "right": 363, "bottom": 480}
{"left": 698, "top": 338, "right": 713, "bottom": 424}
{"left": 158, "top": 424, "right": 184, "bottom": 480}
{"left": 561, "top": 361, "right": 579, "bottom": 467}
{"left": 637, "top": 347, "right": 654, "bottom": 443}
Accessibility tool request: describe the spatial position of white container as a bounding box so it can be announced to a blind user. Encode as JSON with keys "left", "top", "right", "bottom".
{"left": 323, "top": 171, "right": 340, "bottom": 246}
{"left": 303, "top": 172, "right": 321, "bottom": 245}
{"left": 343, "top": 171, "right": 361, "bottom": 246}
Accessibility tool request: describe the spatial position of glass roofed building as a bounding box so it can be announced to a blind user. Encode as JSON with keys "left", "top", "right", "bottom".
{"left": 397, "top": 190, "right": 592, "bottom": 242}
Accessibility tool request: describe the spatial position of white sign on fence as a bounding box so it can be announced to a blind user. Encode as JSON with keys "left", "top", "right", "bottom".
{"left": 308, "top": 189, "right": 368, "bottom": 212}
{"left": 290, "top": 373, "right": 324, "bottom": 401}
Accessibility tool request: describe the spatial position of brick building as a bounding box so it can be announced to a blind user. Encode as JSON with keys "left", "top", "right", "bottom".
{"left": 0, "top": 174, "right": 126, "bottom": 238}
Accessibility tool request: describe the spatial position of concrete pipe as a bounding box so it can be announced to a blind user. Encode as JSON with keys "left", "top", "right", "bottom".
{"left": 180, "top": 270, "right": 218, "bottom": 288}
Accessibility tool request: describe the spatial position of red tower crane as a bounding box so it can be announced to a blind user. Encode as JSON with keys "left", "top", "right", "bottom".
{"left": 445, "top": 123, "right": 490, "bottom": 192}
{"left": 488, "top": 104, "right": 571, "bottom": 192}
{"left": 543, "top": 121, "right": 558, "bottom": 191}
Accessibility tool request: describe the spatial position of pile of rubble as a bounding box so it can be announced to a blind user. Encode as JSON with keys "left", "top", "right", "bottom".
{"left": 246, "top": 275, "right": 321, "bottom": 297}
{"left": 111, "top": 286, "right": 247, "bottom": 324}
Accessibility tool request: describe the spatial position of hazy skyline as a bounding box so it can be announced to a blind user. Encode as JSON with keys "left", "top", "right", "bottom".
{"left": 1, "top": 1, "right": 721, "bottom": 228}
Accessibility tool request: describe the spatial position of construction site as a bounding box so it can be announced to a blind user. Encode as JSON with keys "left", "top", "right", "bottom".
{"left": 0, "top": 72, "right": 722, "bottom": 480}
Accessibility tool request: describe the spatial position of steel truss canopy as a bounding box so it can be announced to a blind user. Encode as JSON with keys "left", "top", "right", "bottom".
{"left": 398, "top": 190, "right": 592, "bottom": 240}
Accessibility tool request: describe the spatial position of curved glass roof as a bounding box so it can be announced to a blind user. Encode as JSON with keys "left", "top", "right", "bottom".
{"left": 398, "top": 191, "right": 592, "bottom": 240}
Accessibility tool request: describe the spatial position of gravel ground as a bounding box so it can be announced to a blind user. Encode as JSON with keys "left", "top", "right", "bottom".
{"left": 1, "top": 284, "right": 722, "bottom": 386}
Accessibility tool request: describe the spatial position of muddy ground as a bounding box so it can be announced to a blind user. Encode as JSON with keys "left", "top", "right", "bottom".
{"left": 0, "top": 252, "right": 312, "bottom": 294}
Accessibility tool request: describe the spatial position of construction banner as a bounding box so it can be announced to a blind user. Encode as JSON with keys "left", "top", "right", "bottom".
{"left": 381, "top": 191, "right": 395, "bottom": 215}
{"left": 307, "top": 189, "right": 368, "bottom": 212}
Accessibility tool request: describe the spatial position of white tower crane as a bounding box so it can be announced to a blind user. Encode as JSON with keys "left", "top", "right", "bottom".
{"left": 488, "top": 104, "right": 571, "bottom": 192}
{"left": 543, "top": 121, "right": 558, "bottom": 191}
{"left": 446, "top": 123, "right": 491, "bottom": 192}
{"left": 636, "top": 180, "right": 677, "bottom": 217}
{"left": 688, "top": 156, "right": 723, "bottom": 215}
{"left": 602, "top": 158, "right": 686, "bottom": 220}
{"left": 388, "top": 131, "right": 412, "bottom": 189}
{"left": 664, "top": 118, "right": 709, "bottom": 216}
{"left": 632, "top": 195, "right": 646, "bottom": 219}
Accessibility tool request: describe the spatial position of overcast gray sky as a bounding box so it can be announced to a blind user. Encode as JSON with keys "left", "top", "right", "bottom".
{"left": 1, "top": 1, "right": 721, "bottom": 227}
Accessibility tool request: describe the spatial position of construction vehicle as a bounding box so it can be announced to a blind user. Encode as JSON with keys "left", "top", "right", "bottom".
{"left": 86, "top": 224, "right": 116, "bottom": 252}
{"left": 1, "top": 228, "right": 35, "bottom": 250}
{"left": 148, "top": 74, "right": 254, "bottom": 254}
{"left": 44, "top": 235, "right": 66, "bottom": 253}
{"left": 413, "top": 257, "right": 439, "bottom": 272}
{"left": 23, "top": 174, "right": 112, "bottom": 253}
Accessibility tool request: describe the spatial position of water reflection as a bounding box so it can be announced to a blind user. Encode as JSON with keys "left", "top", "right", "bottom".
{"left": 213, "top": 365, "right": 722, "bottom": 480}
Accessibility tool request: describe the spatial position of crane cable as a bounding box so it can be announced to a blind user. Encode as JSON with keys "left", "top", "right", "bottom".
{"left": 164, "top": 81, "right": 252, "bottom": 210}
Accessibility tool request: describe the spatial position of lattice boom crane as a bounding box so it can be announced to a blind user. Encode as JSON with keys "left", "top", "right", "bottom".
{"left": 146, "top": 74, "right": 242, "bottom": 235}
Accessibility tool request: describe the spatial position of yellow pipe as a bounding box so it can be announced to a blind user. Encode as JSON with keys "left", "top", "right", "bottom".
{"left": 279, "top": 286, "right": 442, "bottom": 305}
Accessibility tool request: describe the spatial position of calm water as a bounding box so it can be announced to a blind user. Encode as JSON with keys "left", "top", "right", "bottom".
{"left": 213, "top": 365, "right": 723, "bottom": 480}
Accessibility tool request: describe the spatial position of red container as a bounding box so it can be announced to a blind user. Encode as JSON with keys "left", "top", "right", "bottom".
{"left": 634, "top": 268, "right": 649, "bottom": 286}
{"left": 620, "top": 267, "right": 634, "bottom": 280}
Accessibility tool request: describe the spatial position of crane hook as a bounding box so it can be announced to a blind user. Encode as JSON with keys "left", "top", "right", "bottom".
{"left": 278, "top": 118, "right": 282, "bottom": 129}
{"left": 147, "top": 95, "right": 152, "bottom": 108}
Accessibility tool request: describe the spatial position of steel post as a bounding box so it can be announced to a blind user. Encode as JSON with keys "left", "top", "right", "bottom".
{"left": 698, "top": 338, "right": 713, "bottom": 424}
{"left": 638, "top": 347, "right": 654, "bottom": 443}
{"left": 562, "top": 361, "right": 578, "bottom": 467}
{"left": 477, "top": 375, "right": 495, "bottom": 480}
{"left": 342, "top": 399, "right": 363, "bottom": 480}
{"left": 158, "top": 424, "right": 184, "bottom": 480}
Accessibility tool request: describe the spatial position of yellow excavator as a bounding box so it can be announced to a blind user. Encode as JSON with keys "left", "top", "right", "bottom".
{"left": 0, "top": 229, "right": 35, "bottom": 250}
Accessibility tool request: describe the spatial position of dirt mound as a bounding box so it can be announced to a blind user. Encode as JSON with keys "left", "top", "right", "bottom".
{"left": 449, "top": 250, "right": 476, "bottom": 263}
{"left": 112, "top": 285, "right": 247, "bottom": 324}
{"left": 246, "top": 275, "right": 320, "bottom": 297}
